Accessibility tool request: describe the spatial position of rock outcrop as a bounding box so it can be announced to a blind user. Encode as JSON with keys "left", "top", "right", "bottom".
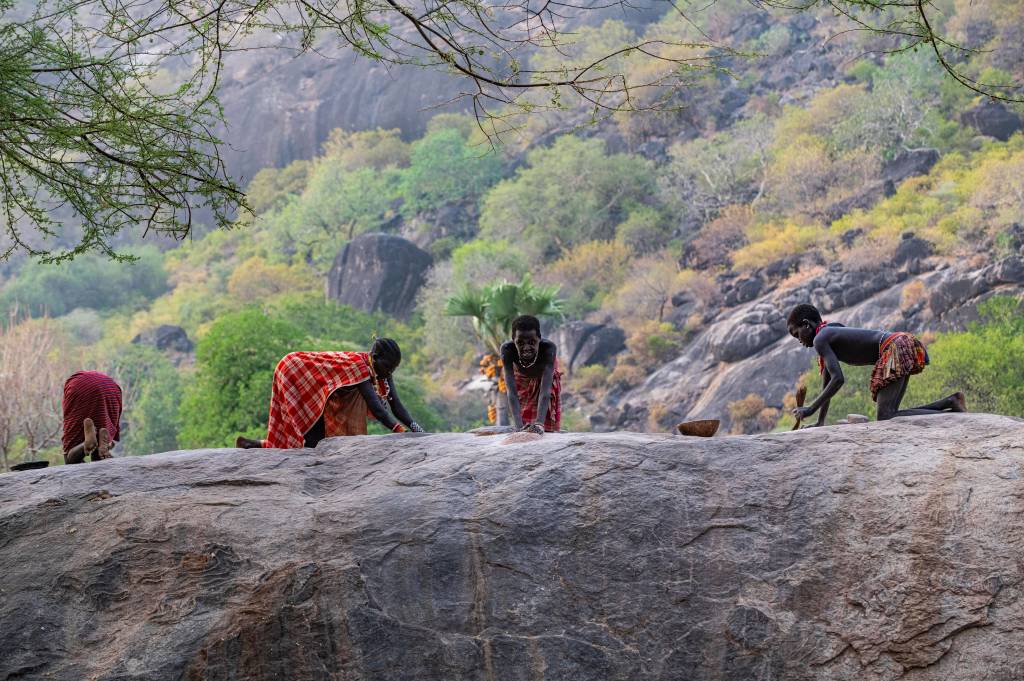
{"left": 326, "top": 233, "right": 433, "bottom": 319}
{"left": 2, "top": 415, "right": 1024, "bottom": 680}
{"left": 959, "top": 101, "right": 1023, "bottom": 142}
{"left": 131, "top": 325, "right": 195, "bottom": 354}
{"left": 551, "top": 321, "right": 627, "bottom": 374}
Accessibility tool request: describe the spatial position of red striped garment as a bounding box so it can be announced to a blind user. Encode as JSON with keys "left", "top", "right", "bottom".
{"left": 62, "top": 371, "right": 122, "bottom": 453}
{"left": 262, "top": 351, "right": 388, "bottom": 449}
{"left": 513, "top": 358, "right": 562, "bottom": 433}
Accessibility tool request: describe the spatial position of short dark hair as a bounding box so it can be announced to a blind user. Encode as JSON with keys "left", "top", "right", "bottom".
{"left": 511, "top": 315, "right": 541, "bottom": 338}
{"left": 371, "top": 337, "right": 401, "bottom": 364}
{"left": 787, "top": 304, "right": 822, "bottom": 327}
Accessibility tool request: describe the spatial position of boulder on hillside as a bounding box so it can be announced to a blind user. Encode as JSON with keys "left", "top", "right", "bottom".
{"left": 130, "top": 325, "right": 194, "bottom": 354}
{"left": 3, "top": 415, "right": 1024, "bottom": 680}
{"left": 724, "top": 276, "right": 763, "bottom": 307}
{"left": 822, "top": 180, "right": 894, "bottom": 224}
{"left": 705, "top": 302, "right": 786, "bottom": 363}
{"left": 959, "top": 100, "right": 1023, "bottom": 141}
{"left": 550, "top": 321, "right": 626, "bottom": 374}
{"left": 326, "top": 233, "right": 433, "bottom": 319}
{"left": 893, "top": 231, "right": 934, "bottom": 273}
{"left": 882, "top": 148, "right": 940, "bottom": 186}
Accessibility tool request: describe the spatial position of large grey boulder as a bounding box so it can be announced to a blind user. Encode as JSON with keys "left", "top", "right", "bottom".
{"left": 550, "top": 321, "right": 626, "bottom": 374}
{"left": 326, "top": 233, "right": 433, "bottom": 319}
{"left": 130, "top": 324, "right": 194, "bottom": 354}
{"left": 959, "top": 100, "right": 1023, "bottom": 141}
{"left": 3, "top": 415, "right": 1024, "bottom": 680}
{"left": 881, "top": 148, "right": 940, "bottom": 186}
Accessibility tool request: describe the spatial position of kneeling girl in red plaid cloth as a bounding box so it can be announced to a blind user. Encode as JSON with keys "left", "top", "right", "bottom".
{"left": 237, "top": 338, "right": 424, "bottom": 449}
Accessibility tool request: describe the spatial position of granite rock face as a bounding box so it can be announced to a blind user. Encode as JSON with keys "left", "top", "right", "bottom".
{"left": 326, "top": 233, "right": 433, "bottom": 319}
{"left": 2, "top": 415, "right": 1024, "bottom": 680}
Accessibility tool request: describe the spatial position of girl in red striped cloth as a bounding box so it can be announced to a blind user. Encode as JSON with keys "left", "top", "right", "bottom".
{"left": 500, "top": 315, "right": 562, "bottom": 434}
{"left": 62, "top": 371, "right": 122, "bottom": 464}
{"left": 237, "top": 337, "right": 424, "bottom": 449}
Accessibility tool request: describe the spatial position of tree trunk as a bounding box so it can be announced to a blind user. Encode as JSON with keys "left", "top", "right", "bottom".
{"left": 495, "top": 388, "right": 509, "bottom": 427}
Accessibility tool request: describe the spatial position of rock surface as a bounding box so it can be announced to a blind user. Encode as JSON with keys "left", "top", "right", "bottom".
{"left": 2, "top": 415, "right": 1024, "bottom": 680}
{"left": 326, "top": 233, "right": 433, "bottom": 319}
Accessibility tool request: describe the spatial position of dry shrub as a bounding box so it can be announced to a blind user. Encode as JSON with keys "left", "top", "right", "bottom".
{"left": 683, "top": 313, "right": 704, "bottom": 335}
{"left": 900, "top": 280, "right": 927, "bottom": 311}
{"left": 625, "top": 320, "right": 685, "bottom": 371}
{"left": 687, "top": 204, "right": 752, "bottom": 269}
{"left": 676, "top": 269, "right": 719, "bottom": 308}
{"left": 918, "top": 330, "right": 937, "bottom": 346}
{"left": 609, "top": 363, "right": 646, "bottom": 390}
{"left": 777, "top": 265, "right": 826, "bottom": 290}
{"left": 757, "top": 407, "right": 781, "bottom": 431}
{"left": 572, "top": 365, "right": 612, "bottom": 392}
{"left": 0, "top": 316, "right": 78, "bottom": 470}
{"left": 968, "top": 253, "right": 989, "bottom": 269}
{"left": 647, "top": 402, "right": 673, "bottom": 431}
{"left": 837, "top": 236, "right": 898, "bottom": 272}
{"left": 547, "top": 241, "right": 633, "bottom": 312}
{"left": 728, "top": 393, "right": 768, "bottom": 434}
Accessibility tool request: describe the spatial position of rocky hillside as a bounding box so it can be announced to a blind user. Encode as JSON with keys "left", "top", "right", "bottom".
{"left": 2, "top": 414, "right": 1023, "bottom": 679}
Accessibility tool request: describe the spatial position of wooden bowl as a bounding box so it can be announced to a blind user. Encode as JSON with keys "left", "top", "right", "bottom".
{"left": 676, "top": 419, "right": 720, "bottom": 437}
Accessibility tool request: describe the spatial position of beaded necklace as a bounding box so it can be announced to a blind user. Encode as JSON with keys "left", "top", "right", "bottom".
{"left": 368, "top": 356, "right": 391, "bottom": 400}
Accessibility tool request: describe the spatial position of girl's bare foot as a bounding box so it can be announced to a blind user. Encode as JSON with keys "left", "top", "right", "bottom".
{"left": 951, "top": 392, "right": 968, "bottom": 412}
{"left": 82, "top": 418, "right": 98, "bottom": 458}
{"left": 236, "top": 436, "right": 263, "bottom": 449}
{"left": 95, "top": 428, "right": 113, "bottom": 460}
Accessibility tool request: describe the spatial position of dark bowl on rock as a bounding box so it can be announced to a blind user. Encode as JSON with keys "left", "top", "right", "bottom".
{"left": 11, "top": 460, "right": 49, "bottom": 472}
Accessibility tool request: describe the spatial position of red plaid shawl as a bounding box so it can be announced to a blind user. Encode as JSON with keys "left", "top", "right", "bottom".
{"left": 513, "top": 358, "right": 562, "bottom": 433}
{"left": 262, "top": 351, "right": 387, "bottom": 448}
{"left": 62, "top": 371, "right": 122, "bottom": 453}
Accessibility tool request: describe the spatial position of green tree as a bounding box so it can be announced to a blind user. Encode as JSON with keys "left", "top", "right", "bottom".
{"left": 659, "top": 115, "right": 772, "bottom": 228}
{"left": 480, "top": 136, "right": 656, "bottom": 259}
{"left": 178, "top": 308, "right": 305, "bottom": 448}
{"left": 400, "top": 128, "right": 505, "bottom": 216}
{"left": 908, "top": 297, "right": 1024, "bottom": 416}
{"left": 0, "top": 246, "right": 168, "bottom": 317}
{"left": 108, "top": 345, "right": 183, "bottom": 456}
